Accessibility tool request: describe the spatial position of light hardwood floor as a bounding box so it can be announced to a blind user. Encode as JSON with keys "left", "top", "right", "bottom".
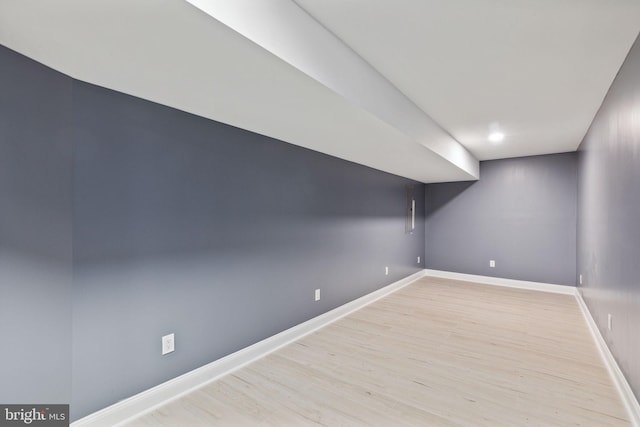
{"left": 124, "top": 277, "right": 630, "bottom": 426}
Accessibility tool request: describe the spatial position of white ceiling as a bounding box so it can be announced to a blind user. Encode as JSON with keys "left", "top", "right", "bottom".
{"left": 1, "top": 1, "right": 639, "bottom": 182}
{"left": 294, "top": 0, "right": 640, "bottom": 160}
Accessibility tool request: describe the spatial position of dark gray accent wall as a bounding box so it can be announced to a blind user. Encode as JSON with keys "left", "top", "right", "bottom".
{"left": 577, "top": 34, "right": 640, "bottom": 400}
{"left": 0, "top": 44, "right": 425, "bottom": 420}
{"left": 425, "top": 153, "right": 577, "bottom": 286}
{"left": 70, "top": 80, "right": 424, "bottom": 419}
{"left": 0, "top": 46, "right": 73, "bottom": 403}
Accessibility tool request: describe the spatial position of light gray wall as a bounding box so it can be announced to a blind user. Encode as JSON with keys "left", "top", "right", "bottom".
{"left": 425, "top": 153, "right": 577, "bottom": 286}
{"left": 0, "top": 46, "right": 73, "bottom": 403}
{"left": 577, "top": 33, "right": 640, "bottom": 400}
{"left": 69, "top": 80, "right": 425, "bottom": 419}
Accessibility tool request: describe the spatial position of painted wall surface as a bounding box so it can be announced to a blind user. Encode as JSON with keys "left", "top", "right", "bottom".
{"left": 425, "top": 153, "right": 577, "bottom": 286}
{"left": 0, "top": 46, "right": 73, "bottom": 403}
{"left": 69, "top": 80, "right": 424, "bottom": 419}
{"left": 0, "top": 45, "right": 424, "bottom": 419}
{"left": 577, "top": 34, "right": 640, "bottom": 399}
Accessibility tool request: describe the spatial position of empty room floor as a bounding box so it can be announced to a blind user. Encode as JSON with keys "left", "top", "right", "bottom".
{"left": 124, "top": 277, "right": 629, "bottom": 426}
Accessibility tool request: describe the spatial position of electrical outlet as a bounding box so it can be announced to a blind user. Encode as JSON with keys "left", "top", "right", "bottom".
{"left": 579, "top": 274, "right": 583, "bottom": 285}
{"left": 489, "top": 260, "right": 496, "bottom": 268}
{"left": 385, "top": 266, "right": 389, "bottom": 275}
{"left": 608, "top": 314, "right": 612, "bottom": 331}
{"left": 417, "top": 256, "right": 421, "bottom": 264}
{"left": 162, "top": 333, "right": 175, "bottom": 355}
{"left": 315, "top": 289, "right": 321, "bottom": 301}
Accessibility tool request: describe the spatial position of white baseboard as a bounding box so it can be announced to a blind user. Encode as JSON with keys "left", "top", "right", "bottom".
{"left": 425, "top": 269, "right": 639, "bottom": 426}
{"left": 73, "top": 269, "right": 640, "bottom": 427}
{"left": 575, "top": 289, "right": 640, "bottom": 427}
{"left": 424, "top": 269, "right": 576, "bottom": 295}
{"left": 71, "top": 270, "right": 425, "bottom": 427}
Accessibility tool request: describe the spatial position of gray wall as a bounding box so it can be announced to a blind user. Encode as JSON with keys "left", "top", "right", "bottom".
{"left": 0, "top": 47, "right": 428, "bottom": 419}
{"left": 70, "top": 80, "right": 424, "bottom": 419}
{"left": 577, "top": 33, "right": 640, "bottom": 399}
{"left": 425, "top": 153, "right": 577, "bottom": 286}
{"left": 0, "top": 44, "right": 424, "bottom": 420}
{"left": 0, "top": 46, "right": 73, "bottom": 403}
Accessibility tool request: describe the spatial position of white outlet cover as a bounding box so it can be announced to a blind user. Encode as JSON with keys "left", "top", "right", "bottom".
{"left": 162, "top": 333, "right": 175, "bottom": 355}
{"left": 315, "top": 289, "right": 320, "bottom": 301}
{"left": 385, "top": 266, "right": 389, "bottom": 275}
{"left": 489, "top": 260, "right": 496, "bottom": 268}
{"left": 579, "top": 274, "right": 583, "bottom": 285}
{"left": 608, "top": 314, "right": 612, "bottom": 331}
{"left": 417, "top": 256, "right": 421, "bottom": 264}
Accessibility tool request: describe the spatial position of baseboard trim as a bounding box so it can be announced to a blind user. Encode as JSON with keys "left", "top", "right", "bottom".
{"left": 72, "top": 269, "right": 640, "bottom": 426}
{"left": 425, "top": 269, "right": 640, "bottom": 426}
{"left": 424, "top": 269, "right": 576, "bottom": 295}
{"left": 575, "top": 289, "right": 640, "bottom": 427}
{"left": 71, "top": 270, "right": 425, "bottom": 427}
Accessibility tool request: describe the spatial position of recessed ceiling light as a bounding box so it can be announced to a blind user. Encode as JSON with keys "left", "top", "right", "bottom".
{"left": 488, "top": 132, "right": 504, "bottom": 143}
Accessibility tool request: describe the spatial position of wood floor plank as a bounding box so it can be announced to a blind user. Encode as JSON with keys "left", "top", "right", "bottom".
{"left": 124, "top": 277, "right": 630, "bottom": 426}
